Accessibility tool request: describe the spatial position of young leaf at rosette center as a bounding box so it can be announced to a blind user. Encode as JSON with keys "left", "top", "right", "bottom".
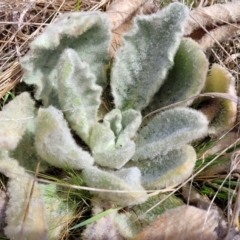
{"left": 57, "top": 49, "right": 102, "bottom": 144}
{"left": 111, "top": 2, "right": 189, "bottom": 111}
{"left": 0, "top": 158, "right": 48, "bottom": 240}
{"left": 102, "top": 108, "right": 123, "bottom": 136}
{"left": 133, "top": 107, "right": 208, "bottom": 161}
{"left": 88, "top": 110, "right": 121, "bottom": 153}
{"left": 89, "top": 109, "right": 141, "bottom": 169}
{"left": 116, "top": 109, "right": 142, "bottom": 148}
{"left": 143, "top": 38, "right": 209, "bottom": 115}
{"left": 93, "top": 142, "right": 136, "bottom": 170}
{"left": 21, "top": 12, "right": 111, "bottom": 106}
{"left": 128, "top": 145, "right": 196, "bottom": 189}
{"left": 89, "top": 116, "right": 136, "bottom": 169}
{"left": 35, "top": 106, "right": 94, "bottom": 170}
{"left": 81, "top": 166, "right": 148, "bottom": 206}
{"left": 89, "top": 122, "right": 116, "bottom": 153}
{"left": 200, "top": 63, "right": 237, "bottom": 135}
{"left": 0, "top": 92, "right": 35, "bottom": 151}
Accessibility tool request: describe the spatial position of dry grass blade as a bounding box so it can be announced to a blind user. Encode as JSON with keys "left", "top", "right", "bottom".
{"left": 0, "top": 61, "right": 22, "bottom": 98}
{"left": 143, "top": 92, "right": 239, "bottom": 120}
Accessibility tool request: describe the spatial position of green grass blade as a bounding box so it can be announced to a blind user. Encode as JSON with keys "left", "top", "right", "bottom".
{"left": 69, "top": 207, "right": 122, "bottom": 230}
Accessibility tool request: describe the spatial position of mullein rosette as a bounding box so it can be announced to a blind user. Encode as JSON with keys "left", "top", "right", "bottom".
{"left": 0, "top": 2, "right": 236, "bottom": 239}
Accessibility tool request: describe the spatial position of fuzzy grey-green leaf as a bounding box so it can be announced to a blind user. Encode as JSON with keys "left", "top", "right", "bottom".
{"left": 133, "top": 107, "right": 208, "bottom": 161}
{"left": 116, "top": 109, "right": 142, "bottom": 148}
{"left": 89, "top": 110, "right": 138, "bottom": 169}
{"left": 35, "top": 106, "right": 94, "bottom": 169}
{"left": 89, "top": 122, "right": 116, "bottom": 153}
{"left": 201, "top": 63, "right": 237, "bottom": 135}
{"left": 93, "top": 141, "right": 136, "bottom": 169}
{"left": 0, "top": 92, "right": 35, "bottom": 151}
{"left": 57, "top": 48, "right": 102, "bottom": 144}
{"left": 11, "top": 113, "right": 49, "bottom": 172}
{"left": 103, "top": 109, "right": 123, "bottom": 136}
{"left": 111, "top": 2, "right": 189, "bottom": 111}
{"left": 144, "top": 38, "right": 209, "bottom": 114}
{"left": 40, "top": 184, "right": 74, "bottom": 239}
{"left": 128, "top": 145, "right": 196, "bottom": 189}
{"left": 21, "top": 12, "right": 111, "bottom": 106}
{"left": 0, "top": 158, "right": 48, "bottom": 240}
{"left": 82, "top": 166, "right": 148, "bottom": 206}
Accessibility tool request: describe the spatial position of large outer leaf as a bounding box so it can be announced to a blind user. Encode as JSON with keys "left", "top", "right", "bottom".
{"left": 0, "top": 158, "right": 48, "bottom": 240}
{"left": 201, "top": 63, "right": 237, "bottom": 135}
{"left": 128, "top": 145, "right": 197, "bottom": 189}
{"left": 57, "top": 49, "right": 102, "bottom": 144}
{"left": 133, "top": 107, "right": 208, "bottom": 161}
{"left": 0, "top": 92, "right": 35, "bottom": 151}
{"left": 144, "top": 38, "right": 209, "bottom": 114}
{"left": 11, "top": 113, "right": 49, "bottom": 172}
{"left": 35, "top": 106, "right": 94, "bottom": 169}
{"left": 82, "top": 166, "right": 148, "bottom": 206}
{"left": 0, "top": 158, "right": 74, "bottom": 240}
{"left": 111, "top": 2, "right": 189, "bottom": 111}
{"left": 21, "top": 12, "right": 111, "bottom": 106}
{"left": 39, "top": 184, "right": 74, "bottom": 240}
